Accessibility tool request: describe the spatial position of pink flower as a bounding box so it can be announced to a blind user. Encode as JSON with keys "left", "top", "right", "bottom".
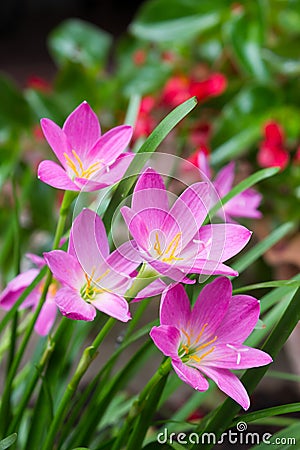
{"left": 44, "top": 209, "right": 141, "bottom": 322}
{"left": 121, "top": 168, "right": 252, "bottom": 284}
{"left": 150, "top": 277, "right": 272, "bottom": 410}
{"left": 192, "top": 151, "right": 262, "bottom": 222}
{"left": 38, "top": 101, "right": 134, "bottom": 192}
{"left": 0, "top": 255, "right": 57, "bottom": 336}
{"left": 257, "top": 121, "right": 289, "bottom": 170}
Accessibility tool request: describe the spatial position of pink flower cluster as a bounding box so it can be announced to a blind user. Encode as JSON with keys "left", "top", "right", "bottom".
{"left": 0, "top": 102, "right": 272, "bottom": 410}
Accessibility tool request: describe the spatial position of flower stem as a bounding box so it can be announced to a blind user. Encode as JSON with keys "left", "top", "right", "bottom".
{"left": 111, "top": 358, "right": 172, "bottom": 450}
{"left": 41, "top": 265, "right": 157, "bottom": 450}
{"left": 0, "top": 191, "right": 74, "bottom": 439}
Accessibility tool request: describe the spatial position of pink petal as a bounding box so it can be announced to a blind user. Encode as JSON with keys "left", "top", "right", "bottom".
{"left": 132, "top": 168, "right": 169, "bottom": 212}
{"left": 92, "top": 292, "right": 131, "bottom": 322}
{"left": 213, "top": 162, "right": 235, "bottom": 197}
{"left": 74, "top": 153, "right": 135, "bottom": 191}
{"left": 224, "top": 189, "right": 262, "bottom": 220}
{"left": 63, "top": 101, "right": 101, "bottom": 157}
{"left": 189, "top": 277, "right": 232, "bottom": 341}
{"left": 204, "top": 344, "right": 272, "bottom": 369}
{"left": 0, "top": 269, "right": 40, "bottom": 310}
{"left": 38, "top": 160, "right": 78, "bottom": 191}
{"left": 172, "top": 360, "right": 209, "bottom": 391}
{"left": 167, "top": 182, "right": 210, "bottom": 249}
{"left": 149, "top": 259, "right": 195, "bottom": 284}
{"left": 216, "top": 295, "right": 261, "bottom": 344}
{"left": 200, "top": 366, "right": 250, "bottom": 410}
{"left": 40, "top": 118, "right": 72, "bottom": 167}
{"left": 26, "top": 253, "right": 46, "bottom": 269}
{"left": 87, "top": 125, "right": 132, "bottom": 164}
{"left": 160, "top": 283, "right": 191, "bottom": 329}
{"left": 34, "top": 299, "right": 57, "bottom": 336}
{"left": 121, "top": 206, "right": 150, "bottom": 252}
{"left": 197, "top": 223, "right": 252, "bottom": 263}
{"left": 176, "top": 259, "right": 238, "bottom": 277}
{"left": 69, "top": 209, "right": 109, "bottom": 274}
{"left": 55, "top": 286, "right": 96, "bottom": 321}
{"left": 150, "top": 325, "right": 181, "bottom": 358}
{"left": 197, "top": 151, "right": 212, "bottom": 179}
{"left": 44, "top": 250, "right": 84, "bottom": 289}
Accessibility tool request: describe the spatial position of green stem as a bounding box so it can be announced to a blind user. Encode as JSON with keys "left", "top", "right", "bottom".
{"left": 189, "top": 286, "right": 300, "bottom": 450}
{"left": 0, "top": 191, "right": 74, "bottom": 439}
{"left": 41, "top": 265, "right": 157, "bottom": 450}
{"left": 111, "top": 358, "right": 172, "bottom": 450}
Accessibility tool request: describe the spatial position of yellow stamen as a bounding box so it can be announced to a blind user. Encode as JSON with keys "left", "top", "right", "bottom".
{"left": 64, "top": 150, "right": 103, "bottom": 180}
{"left": 195, "top": 335, "right": 217, "bottom": 352}
{"left": 162, "top": 232, "right": 183, "bottom": 263}
{"left": 182, "top": 344, "right": 190, "bottom": 354}
{"left": 94, "top": 268, "right": 110, "bottom": 283}
{"left": 181, "top": 328, "right": 191, "bottom": 347}
{"left": 72, "top": 149, "right": 84, "bottom": 173}
{"left": 153, "top": 232, "right": 162, "bottom": 256}
{"left": 194, "top": 323, "right": 208, "bottom": 344}
{"left": 64, "top": 152, "right": 80, "bottom": 176}
{"left": 189, "top": 346, "right": 215, "bottom": 362}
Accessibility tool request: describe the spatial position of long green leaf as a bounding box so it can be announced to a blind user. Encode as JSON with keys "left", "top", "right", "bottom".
{"left": 233, "top": 280, "right": 300, "bottom": 294}
{"left": 102, "top": 96, "right": 197, "bottom": 230}
{"left": 231, "top": 403, "right": 300, "bottom": 427}
{"left": 0, "top": 434, "right": 17, "bottom": 450}
{"left": 251, "top": 422, "right": 300, "bottom": 449}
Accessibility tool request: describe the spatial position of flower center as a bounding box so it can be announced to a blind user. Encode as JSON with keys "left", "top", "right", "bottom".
{"left": 64, "top": 150, "right": 104, "bottom": 179}
{"left": 80, "top": 268, "right": 110, "bottom": 301}
{"left": 153, "top": 231, "right": 183, "bottom": 264}
{"left": 179, "top": 323, "right": 217, "bottom": 364}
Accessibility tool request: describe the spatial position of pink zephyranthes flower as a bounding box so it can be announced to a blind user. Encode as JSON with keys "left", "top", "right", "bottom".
{"left": 198, "top": 151, "right": 262, "bottom": 222}
{"left": 0, "top": 254, "right": 57, "bottom": 336}
{"left": 38, "top": 101, "right": 133, "bottom": 191}
{"left": 121, "top": 168, "right": 252, "bottom": 284}
{"left": 150, "top": 277, "right": 272, "bottom": 410}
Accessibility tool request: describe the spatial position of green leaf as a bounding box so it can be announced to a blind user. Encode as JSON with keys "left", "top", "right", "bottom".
{"left": 251, "top": 422, "right": 300, "bottom": 449}
{"left": 48, "top": 19, "right": 112, "bottom": 70}
{"left": 232, "top": 221, "right": 297, "bottom": 274}
{"left": 0, "top": 434, "right": 17, "bottom": 450}
{"left": 102, "top": 96, "right": 197, "bottom": 231}
{"left": 222, "top": 12, "right": 269, "bottom": 81}
{"left": 233, "top": 280, "right": 300, "bottom": 294}
{"left": 130, "top": 0, "right": 227, "bottom": 43}
{"left": 232, "top": 403, "right": 300, "bottom": 427}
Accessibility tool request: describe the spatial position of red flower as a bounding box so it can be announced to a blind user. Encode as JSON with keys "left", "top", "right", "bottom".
{"left": 189, "top": 73, "right": 227, "bottom": 101}
{"left": 132, "top": 49, "right": 147, "bottom": 66}
{"left": 26, "top": 75, "right": 52, "bottom": 93}
{"left": 257, "top": 121, "right": 289, "bottom": 170}
{"left": 133, "top": 96, "right": 156, "bottom": 140}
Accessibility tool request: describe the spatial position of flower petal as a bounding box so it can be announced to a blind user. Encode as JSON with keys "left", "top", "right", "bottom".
{"left": 40, "top": 118, "right": 72, "bottom": 167}
{"left": 134, "top": 278, "right": 166, "bottom": 301}
{"left": 166, "top": 182, "right": 210, "bottom": 249}
{"left": 189, "top": 277, "right": 232, "bottom": 341}
{"left": 92, "top": 292, "right": 131, "bottom": 322}
{"left": 199, "top": 366, "right": 250, "bottom": 410}
{"left": 120, "top": 206, "right": 150, "bottom": 252}
{"left": 150, "top": 325, "right": 181, "bottom": 358}
{"left": 38, "top": 160, "right": 78, "bottom": 191}
{"left": 44, "top": 250, "right": 84, "bottom": 289}
{"left": 204, "top": 344, "right": 272, "bottom": 369}
{"left": 69, "top": 209, "right": 109, "bottom": 275}
{"left": 213, "top": 162, "right": 235, "bottom": 197}
{"left": 197, "top": 223, "right": 252, "bottom": 263}
{"left": 172, "top": 360, "right": 209, "bottom": 391}
{"left": 224, "top": 189, "right": 262, "bottom": 220}
{"left": 34, "top": 299, "right": 57, "bottom": 336}
{"left": 175, "top": 259, "right": 238, "bottom": 277}
{"left": 55, "top": 286, "right": 96, "bottom": 321}
{"left": 63, "top": 101, "right": 101, "bottom": 157}
{"left": 149, "top": 259, "right": 195, "bottom": 284}
{"left": 0, "top": 269, "right": 39, "bottom": 310}
{"left": 216, "top": 295, "right": 261, "bottom": 344}
{"left": 87, "top": 125, "right": 132, "bottom": 164}
{"left": 160, "top": 283, "right": 191, "bottom": 329}
{"left": 132, "top": 168, "right": 169, "bottom": 212}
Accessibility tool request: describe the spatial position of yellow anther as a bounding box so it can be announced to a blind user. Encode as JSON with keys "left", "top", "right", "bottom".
{"left": 189, "top": 346, "right": 215, "bottom": 363}
{"left": 153, "top": 232, "right": 162, "bottom": 256}
{"left": 72, "top": 149, "right": 84, "bottom": 173}
{"left": 181, "top": 328, "right": 191, "bottom": 347}
{"left": 195, "top": 335, "right": 217, "bottom": 352}
{"left": 64, "top": 152, "right": 80, "bottom": 176}
{"left": 194, "top": 323, "right": 208, "bottom": 344}
{"left": 182, "top": 344, "right": 189, "bottom": 354}
{"left": 64, "top": 151, "right": 103, "bottom": 180}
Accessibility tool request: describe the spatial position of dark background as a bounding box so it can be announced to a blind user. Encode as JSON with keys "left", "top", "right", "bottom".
{"left": 0, "top": 0, "right": 144, "bottom": 85}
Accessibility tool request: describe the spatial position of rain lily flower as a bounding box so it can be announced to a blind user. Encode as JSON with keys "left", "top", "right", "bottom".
{"left": 44, "top": 209, "right": 142, "bottom": 322}
{"left": 150, "top": 277, "right": 272, "bottom": 410}
{"left": 38, "top": 101, "right": 134, "bottom": 192}
{"left": 188, "top": 150, "right": 262, "bottom": 222}
{"left": 257, "top": 121, "right": 289, "bottom": 170}
{"left": 0, "top": 254, "right": 57, "bottom": 336}
{"left": 121, "top": 168, "right": 252, "bottom": 284}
